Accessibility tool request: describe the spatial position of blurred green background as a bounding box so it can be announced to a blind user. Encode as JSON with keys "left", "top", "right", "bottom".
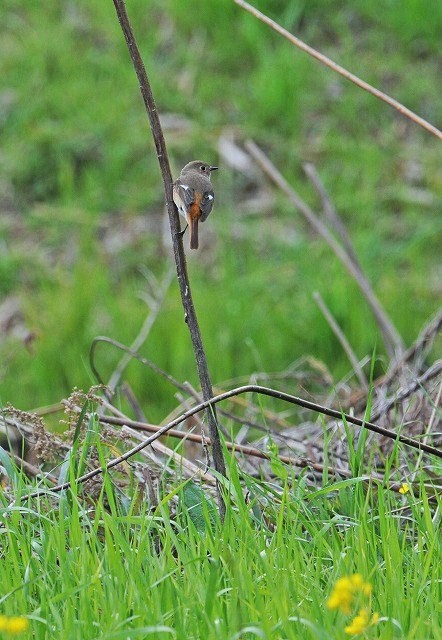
{"left": 0, "top": 0, "right": 440, "bottom": 419}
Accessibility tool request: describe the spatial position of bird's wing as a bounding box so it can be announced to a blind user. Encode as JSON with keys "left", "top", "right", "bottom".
{"left": 199, "top": 190, "right": 215, "bottom": 222}
{"left": 173, "top": 180, "right": 196, "bottom": 210}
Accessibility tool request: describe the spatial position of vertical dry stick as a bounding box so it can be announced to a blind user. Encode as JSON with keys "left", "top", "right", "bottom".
{"left": 111, "top": 0, "right": 226, "bottom": 516}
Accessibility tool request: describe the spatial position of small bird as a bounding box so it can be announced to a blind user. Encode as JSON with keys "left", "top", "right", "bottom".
{"left": 173, "top": 160, "right": 218, "bottom": 250}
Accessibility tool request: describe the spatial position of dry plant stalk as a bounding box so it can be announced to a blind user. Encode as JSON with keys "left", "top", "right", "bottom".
{"left": 245, "top": 139, "right": 404, "bottom": 358}
{"left": 111, "top": 0, "right": 226, "bottom": 516}
{"left": 23, "top": 382, "right": 442, "bottom": 502}
{"left": 234, "top": 0, "right": 442, "bottom": 140}
{"left": 313, "top": 291, "right": 368, "bottom": 390}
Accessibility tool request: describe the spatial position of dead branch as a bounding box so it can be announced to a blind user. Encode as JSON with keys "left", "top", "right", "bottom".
{"left": 111, "top": 0, "right": 226, "bottom": 516}
{"left": 234, "top": 0, "right": 442, "bottom": 140}
{"left": 91, "top": 335, "right": 291, "bottom": 441}
{"left": 370, "top": 360, "right": 442, "bottom": 424}
{"left": 303, "top": 163, "right": 361, "bottom": 271}
{"left": 245, "top": 139, "right": 404, "bottom": 358}
{"left": 90, "top": 336, "right": 189, "bottom": 395}
{"left": 385, "top": 307, "right": 442, "bottom": 383}
{"left": 119, "top": 418, "right": 351, "bottom": 479}
{"left": 23, "top": 383, "right": 442, "bottom": 501}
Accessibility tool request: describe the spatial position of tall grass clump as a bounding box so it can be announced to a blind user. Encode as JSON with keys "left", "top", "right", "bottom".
{"left": 1, "top": 425, "right": 441, "bottom": 639}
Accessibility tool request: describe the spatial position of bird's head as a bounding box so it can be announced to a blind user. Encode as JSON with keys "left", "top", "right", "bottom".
{"left": 181, "top": 160, "right": 218, "bottom": 178}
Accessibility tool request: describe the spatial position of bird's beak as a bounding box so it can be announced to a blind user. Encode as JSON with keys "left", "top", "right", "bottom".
{"left": 209, "top": 166, "right": 219, "bottom": 172}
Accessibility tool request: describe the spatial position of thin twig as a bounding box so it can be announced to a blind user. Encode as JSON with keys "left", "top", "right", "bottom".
{"left": 384, "top": 307, "right": 442, "bottom": 383}
{"left": 410, "top": 379, "right": 442, "bottom": 484}
{"left": 10, "top": 453, "right": 58, "bottom": 485}
{"left": 95, "top": 380, "right": 438, "bottom": 457}
{"left": 91, "top": 335, "right": 288, "bottom": 453}
{"left": 245, "top": 139, "right": 404, "bottom": 358}
{"left": 90, "top": 336, "right": 189, "bottom": 395}
{"left": 120, "top": 419, "right": 350, "bottom": 479}
{"left": 121, "top": 382, "right": 147, "bottom": 422}
{"left": 121, "top": 426, "right": 217, "bottom": 486}
{"left": 107, "top": 269, "right": 173, "bottom": 395}
{"left": 303, "top": 163, "right": 361, "bottom": 271}
{"left": 313, "top": 291, "right": 368, "bottom": 390}
{"left": 91, "top": 334, "right": 288, "bottom": 440}
{"left": 234, "top": 0, "right": 442, "bottom": 140}
{"left": 370, "top": 360, "right": 442, "bottom": 424}
{"left": 23, "top": 383, "right": 442, "bottom": 500}
{"left": 112, "top": 0, "right": 226, "bottom": 517}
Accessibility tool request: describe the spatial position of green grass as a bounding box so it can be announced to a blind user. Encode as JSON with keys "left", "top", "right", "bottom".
{"left": 1, "top": 3, "right": 440, "bottom": 638}
{"left": 0, "top": 0, "right": 440, "bottom": 414}
{"left": 1, "top": 433, "right": 441, "bottom": 640}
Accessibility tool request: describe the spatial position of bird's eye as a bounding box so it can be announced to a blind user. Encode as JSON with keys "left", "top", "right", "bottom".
{"left": 200, "top": 165, "right": 206, "bottom": 171}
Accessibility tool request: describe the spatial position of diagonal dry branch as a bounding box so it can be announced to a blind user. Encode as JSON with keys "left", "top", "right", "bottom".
{"left": 369, "top": 360, "right": 442, "bottom": 424}
{"left": 245, "top": 139, "right": 404, "bottom": 358}
{"left": 303, "top": 163, "right": 361, "bottom": 271}
{"left": 106, "top": 269, "right": 173, "bottom": 395}
{"left": 234, "top": 0, "right": 442, "bottom": 140}
{"left": 384, "top": 307, "right": 442, "bottom": 384}
{"left": 111, "top": 0, "right": 226, "bottom": 516}
{"left": 313, "top": 291, "right": 368, "bottom": 390}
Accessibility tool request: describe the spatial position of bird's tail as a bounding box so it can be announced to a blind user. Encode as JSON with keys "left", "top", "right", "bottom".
{"left": 189, "top": 217, "right": 199, "bottom": 250}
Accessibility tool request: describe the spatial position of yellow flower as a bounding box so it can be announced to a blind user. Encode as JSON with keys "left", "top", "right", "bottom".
{"left": 0, "top": 615, "right": 29, "bottom": 634}
{"left": 349, "top": 574, "right": 363, "bottom": 588}
{"left": 399, "top": 483, "right": 410, "bottom": 495}
{"left": 344, "top": 608, "right": 370, "bottom": 635}
{"left": 327, "top": 591, "right": 353, "bottom": 615}
{"left": 344, "top": 609, "right": 379, "bottom": 635}
{"left": 371, "top": 612, "right": 380, "bottom": 625}
{"left": 327, "top": 574, "right": 373, "bottom": 615}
